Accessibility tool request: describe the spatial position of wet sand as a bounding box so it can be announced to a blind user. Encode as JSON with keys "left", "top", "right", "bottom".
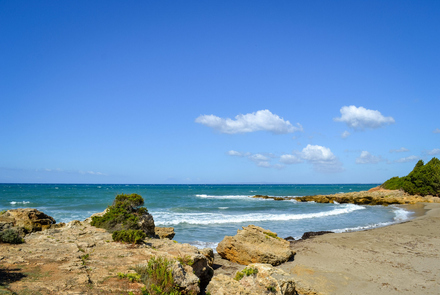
{"left": 277, "top": 203, "right": 440, "bottom": 294}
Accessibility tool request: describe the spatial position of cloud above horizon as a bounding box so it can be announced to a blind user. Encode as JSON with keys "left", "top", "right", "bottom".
{"left": 228, "top": 144, "right": 343, "bottom": 172}
{"left": 390, "top": 147, "right": 409, "bottom": 153}
{"left": 425, "top": 148, "right": 440, "bottom": 156}
{"left": 227, "top": 150, "right": 281, "bottom": 169}
{"left": 279, "top": 144, "right": 343, "bottom": 173}
{"left": 356, "top": 151, "right": 383, "bottom": 164}
{"left": 196, "top": 109, "right": 302, "bottom": 134}
{"left": 341, "top": 131, "right": 350, "bottom": 138}
{"left": 434, "top": 128, "right": 440, "bottom": 134}
{"left": 334, "top": 105, "right": 395, "bottom": 130}
{"left": 395, "top": 155, "right": 419, "bottom": 163}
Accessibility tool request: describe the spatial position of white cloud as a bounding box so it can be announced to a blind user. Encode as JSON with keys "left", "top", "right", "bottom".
{"left": 227, "top": 150, "right": 243, "bottom": 157}
{"left": 395, "top": 156, "right": 419, "bottom": 163}
{"left": 390, "top": 147, "right": 409, "bottom": 153}
{"left": 227, "top": 144, "right": 343, "bottom": 172}
{"left": 40, "top": 168, "right": 106, "bottom": 176}
{"left": 334, "top": 105, "right": 395, "bottom": 130}
{"left": 356, "top": 151, "right": 383, "bottom": 164}
{"left": 301, "top": 144, "right": 343, "bottom": 172}
{"left": 280, "top": 154, "right": 303, "bottom": 164}
{"left": 426, "top": 148, "right": 440, "bottom": 155}
{"left": 195, "top": 109, "right": 302, "bottom": 134}
{"left": 249, "top": 154, "right": 269, "bottom": 162}
{"left": 434, "top": 128, "right": 440, "bottom": 134}
{"left": 227, "top": 151, "right": 276, "bottom": 168}
{"left": 341, "top": 131, "right": 350, "bottom": 138}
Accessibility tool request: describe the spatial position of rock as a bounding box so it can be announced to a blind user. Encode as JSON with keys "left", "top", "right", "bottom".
{"left": 217, "top": 225, "right": 295, "bottom": 266}
{"left": 171, "top": 261, "right": 200, "bottom": 294}
{"left": 301, "top": 231, "right": 333, "bottom": 240}
{"left": 155, "top": 226, "right": 175, "bottom": 239}
{"left": 0, "top": 209, "right": 56, "bottom": 234}
{"left": 206, "top": 274, "right": 250, "bottom": 294}
{"left": 284, "top": 236, "right": 295, "bottom": 241}
{"left": 207, "top": 263, "right": 320, "bottom": 295}
{"left": 137, "top": 212, "right": 155, "bottom": 237}
{"left": 149, "top": 239, "right": 215, "bottom": 288}
{"left": 200, "top": 247, "right": 214, "bottom": 266}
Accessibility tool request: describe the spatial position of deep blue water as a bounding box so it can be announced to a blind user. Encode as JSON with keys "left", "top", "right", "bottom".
{"left": 0, "top": 184, "right": 413, "bottom": 249}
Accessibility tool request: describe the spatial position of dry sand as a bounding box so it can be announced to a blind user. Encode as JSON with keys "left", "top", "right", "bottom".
{"left": 276, "top": 203, "right": 440, "bottom": 294}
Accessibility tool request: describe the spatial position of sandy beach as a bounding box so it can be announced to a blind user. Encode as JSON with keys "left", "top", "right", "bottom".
{"left": 271, "top": 203, "right": 440, "bottom": 294}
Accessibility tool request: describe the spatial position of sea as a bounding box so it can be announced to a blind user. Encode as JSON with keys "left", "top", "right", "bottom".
{"left": 0, "top": 183, "right": 413, "bottom": 250}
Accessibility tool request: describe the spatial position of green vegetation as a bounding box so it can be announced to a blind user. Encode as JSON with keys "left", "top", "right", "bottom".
{"left": 264, "top": 231, "right": 281, "bottom": 240}
{"left": 234, "top": 266, "right": 259, "bottom": 281}
{"left": 0, "top": 229, "right": 24, "bottom": 244}
{"left": 382, "top": 157, "right": 440, "bottom": 196}
{"left": 134, "top": 256, "right": 189, "bottom": 295}
{"left": 91, "top": 194, "right": 150, "bottom": 244}
{"left": 80, "top": 254, "right": 90, "bottom": 265}
{"left": 0, "top": 210, "right": 6, "bottom": 215}
{"left": 117, "top": 272, "right": 141, "bottom": 282}
{"left": 112, "top": 229, "right": 146, "bottom": 244}
{"left": 177, "top": 255, "right": 194, "bottom": 266}
{"left": 267, "top": 285, "right": 277, "bottom": 292}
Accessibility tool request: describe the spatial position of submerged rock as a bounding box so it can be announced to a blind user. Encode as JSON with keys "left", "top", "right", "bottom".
{"left": 217, "top": 225, "right": 295, "bottom": 266}
{"left": 301, "top": 231, "right": 333, "bottom": 240}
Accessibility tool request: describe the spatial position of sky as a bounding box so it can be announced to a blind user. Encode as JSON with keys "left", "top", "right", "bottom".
{"left": 1, "top": 0, "right": 439, "bottom": 184}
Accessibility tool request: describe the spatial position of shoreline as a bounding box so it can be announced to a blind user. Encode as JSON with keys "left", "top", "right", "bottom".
{"left": 276, "top": 202, "right": 440, "bottom": 294}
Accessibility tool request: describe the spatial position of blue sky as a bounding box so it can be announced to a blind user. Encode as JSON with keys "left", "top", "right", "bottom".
{"left": 1, "top": 1, "right": 439, "bottom": 184}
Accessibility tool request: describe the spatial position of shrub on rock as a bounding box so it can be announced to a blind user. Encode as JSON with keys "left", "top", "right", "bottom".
{"left": 91, "top": 193, "right": 155, "bottom": 237}
{"left": 0, "top": 229, "right": 23, "bottom": 244}
{"left": 112, "top": 229, "right": 146, "bottom": 244}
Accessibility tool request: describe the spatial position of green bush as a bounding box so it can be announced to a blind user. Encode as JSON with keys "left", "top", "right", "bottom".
{"left": 112, "top": 229, "right": 146, "bottom": 244}
{"left": 135, "top": 257, "right": 182, "bottom": 295}
{"left": 91, "top": 193, "right": 149, "bottom": 232}
{"left": 381, "top": 158, "right": 440, "bottom": 196}
{"left": 381, "top": 176, "right": 406, "bottom": 190}
{"left": 234, "top": 266, "right": 258, "bottom": 281}
{"left": 0, "top": 229, "right": 24, "bottom": 244}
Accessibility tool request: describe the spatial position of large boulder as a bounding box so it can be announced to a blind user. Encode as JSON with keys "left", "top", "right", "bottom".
{"left": 217, "top": 225, "right": 295, "bottom": 266}
{"left": 0, "top": 208, "right": 57, "bottom": 233}
{"left": 207, "top": 263, "right": 320, "bottom": 295}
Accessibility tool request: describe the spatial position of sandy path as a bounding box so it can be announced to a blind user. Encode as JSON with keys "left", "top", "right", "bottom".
{"left": 276, "top": 203, "right": 440, "bottom": 294}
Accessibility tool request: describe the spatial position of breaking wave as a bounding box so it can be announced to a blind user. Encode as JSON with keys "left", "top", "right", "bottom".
{"left": 154, "top": 204, "right": 365, "bottom": 226}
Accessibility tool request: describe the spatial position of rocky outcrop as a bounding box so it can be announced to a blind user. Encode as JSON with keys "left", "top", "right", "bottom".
{"left": 217, "top": 225, "right": 295, "bottom": 266}
{"left": 0, "top": 216, "right": 214, "bottom": 294}
{"left": 252, "top": 190, "right": 440, "bottom": 205}
{"left": 0, "top": 208, "right": 61, "bottom": 236}
{"left": 206, "top": 263, "right": 322, "bottom": 295}
{"left": 155, "top": 226, "right": 175, "bottom": 239}
{"left": 137, "top": 212, "right": 155, "bottom": 237}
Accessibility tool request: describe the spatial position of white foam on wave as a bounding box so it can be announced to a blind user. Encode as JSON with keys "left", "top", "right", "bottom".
{"left": 10, "top": 201, "right": 30, "bottom": 205}
{"left": 392, "top": 206, "right": 413, "bottom": 222}
{"left": 188, "top": 241, "right": 219, "bottom": 252}
{"left": 195, "top": 194, "right": 250, "bottom": 200}
{"left": 154, "top": 204, "right": 365, "bottom": 226}
{"left": 218, "top": 207, "right": 229, "bottom": 210}
{"left": 331, "top": 206, "right": 413, "bottom": 233}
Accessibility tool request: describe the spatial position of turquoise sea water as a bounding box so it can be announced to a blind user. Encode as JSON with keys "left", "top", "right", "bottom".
{"left": 0, "top": 184, "right": 413, "bottom": 249}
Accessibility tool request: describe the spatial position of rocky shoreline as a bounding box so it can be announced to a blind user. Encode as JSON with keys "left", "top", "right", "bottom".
{"left": 1, "top": 190, "right": 440, "bottom": 294}
{"left": 252, "top": 187, "right": 440, "bottom": 205}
